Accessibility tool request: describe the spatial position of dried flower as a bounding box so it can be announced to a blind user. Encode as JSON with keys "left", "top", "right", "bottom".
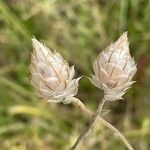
{"left": 30, "top": 38, "right": 81, "bottom": 104}
{"left": 90, "top": 32, "right": 137, "bottom": 101}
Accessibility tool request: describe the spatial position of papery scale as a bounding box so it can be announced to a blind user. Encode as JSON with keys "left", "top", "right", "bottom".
{"left": 30, "top": 38, "right": 81, "bottom": 103}
{"left": 90, "top": 32, "right": 137, "bottom": 101}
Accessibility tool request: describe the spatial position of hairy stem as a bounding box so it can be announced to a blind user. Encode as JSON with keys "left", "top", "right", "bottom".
{"left": 70, "top": 98, "right": 106, "bottom": 150}
{"left": 70, "top": 97, "right": 134, "bottom": 150}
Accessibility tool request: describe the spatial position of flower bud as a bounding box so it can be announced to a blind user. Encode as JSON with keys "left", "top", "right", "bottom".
{"left": 30, "top": 38, "right": 81, "bottom": 104}
{"left": 90, "top": 32, "right": 137, "bottom": 101}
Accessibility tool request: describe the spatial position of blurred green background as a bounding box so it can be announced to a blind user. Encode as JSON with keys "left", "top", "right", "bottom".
{"left": 0, "top": 0, "right": 150, "bottom": 149}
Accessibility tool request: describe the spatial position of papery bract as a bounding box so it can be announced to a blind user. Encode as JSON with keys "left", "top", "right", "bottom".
{"left": 90, "top": 32, "right": 137, "bottom": 101}
{"left": 30, "top": 38, "right": 81, "bottom": 104}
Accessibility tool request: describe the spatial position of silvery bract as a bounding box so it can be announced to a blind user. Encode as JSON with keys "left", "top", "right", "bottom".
{"left": 30, "top": 38, "right": 81, "bottom": 104}
{"left": 90, "top": 32, "right": 137, "bottom": 101}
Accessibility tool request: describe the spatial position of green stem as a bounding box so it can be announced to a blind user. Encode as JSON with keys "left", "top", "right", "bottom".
{"left": 70, "top": 98, "right": 106, "bottom": 150}
{"left": 71, "top": 97, "right": 134, "bottom": 150}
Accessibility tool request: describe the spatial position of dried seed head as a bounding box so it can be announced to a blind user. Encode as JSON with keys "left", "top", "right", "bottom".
{"left": 90, "top": 32, "right": 137, "bottom": 101}
{"left": 30, "top": 38, "right": 81, "bottom": 104}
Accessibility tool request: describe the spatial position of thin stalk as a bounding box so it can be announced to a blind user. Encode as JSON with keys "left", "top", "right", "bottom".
{"left": 71, "top": 97, "right": 134, "bottom": 150}
{"left": 70, "top": 98, "right": 106, "bottom": 150}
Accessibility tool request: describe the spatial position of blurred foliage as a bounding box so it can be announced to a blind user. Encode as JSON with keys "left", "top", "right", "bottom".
{"left": 0, "top": 0, "right": 150, "bottom": 149}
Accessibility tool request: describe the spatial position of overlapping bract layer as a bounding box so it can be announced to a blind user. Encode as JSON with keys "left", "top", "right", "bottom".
{"left": 90, "top": 33, "right": 137, "bottom": 101}
{"left": 30, "top": 39, "right": 80, "bottom": 103}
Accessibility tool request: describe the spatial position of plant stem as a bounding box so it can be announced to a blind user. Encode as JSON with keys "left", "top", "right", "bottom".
{"left": 70, "top": 98, "right": 106, "bottom": 150}
{"left": 70, "top": 97, "right": 134, "bottom": 150}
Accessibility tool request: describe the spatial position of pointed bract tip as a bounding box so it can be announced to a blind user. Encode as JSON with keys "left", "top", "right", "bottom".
{"left": 120, "top": 31, "right": 128, "bottom": 41}
{"left": 31, "top": 37, "right": 40, "bottom": 45}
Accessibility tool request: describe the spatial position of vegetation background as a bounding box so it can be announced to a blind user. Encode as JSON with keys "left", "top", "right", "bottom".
{"left": 0, "top": 0, "right": 150, "bottom": 149}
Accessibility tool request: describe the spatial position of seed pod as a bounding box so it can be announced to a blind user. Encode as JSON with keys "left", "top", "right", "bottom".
{"left": 30, "top": 38, "right": 81, "bottom": 104}
{"left": 90, "top": 32, "right": 137, "bottom": 101}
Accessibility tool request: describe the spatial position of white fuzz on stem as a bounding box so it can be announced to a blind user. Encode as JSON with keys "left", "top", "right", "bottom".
{"left": 71, "top": 98, "right": 134, "bottom": 150}
{"left": 90, "top": 32, "right": 137, "bottom": 101}
{"left": 30, "top": 38, "right": 81, "bottom": 104}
